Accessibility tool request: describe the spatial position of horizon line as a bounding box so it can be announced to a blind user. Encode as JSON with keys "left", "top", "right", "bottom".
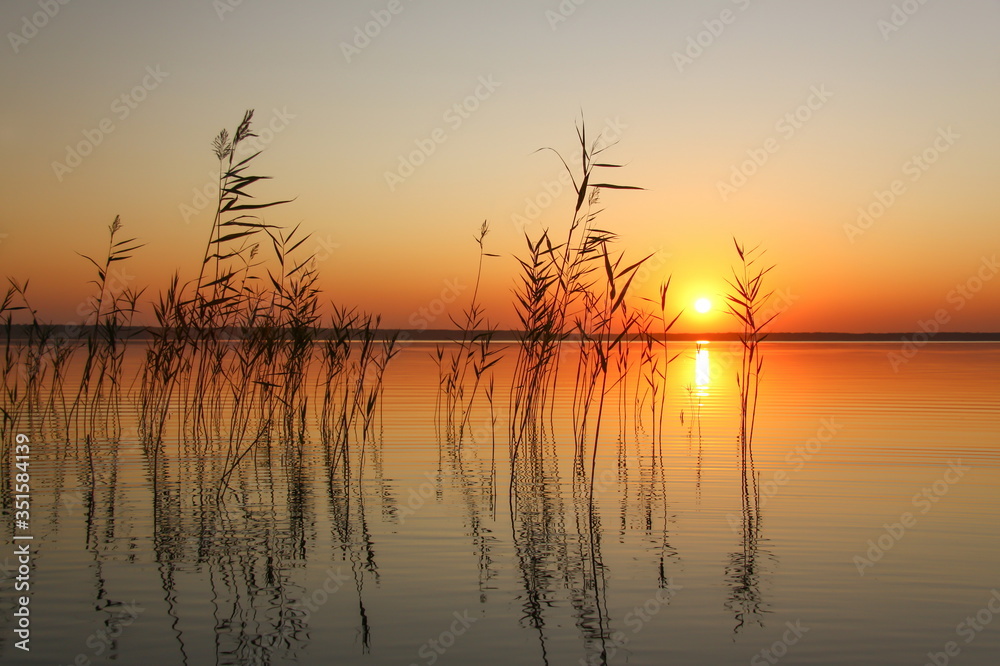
{"left": 5, "top": 325, "right": 999, "bottom": 342}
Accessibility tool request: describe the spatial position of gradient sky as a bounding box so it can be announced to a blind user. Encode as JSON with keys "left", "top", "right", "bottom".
{"left": 1, "top": 0, "right": 998, "bottom": 332}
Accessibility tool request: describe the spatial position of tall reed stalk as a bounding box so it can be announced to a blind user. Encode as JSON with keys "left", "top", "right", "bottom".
{"left": 724, "top": 239, "right": 777, "bottom": 454}
{"left": 638, "top": 280, "right": 682, "bottom": 449}
{"left": 434, "top": 220, "right": 502, "bottom": 445}
{"left": 73, "top": 215, "right": 144, "bottom": 436}
{"left": 509, "top": 120, "right": 642, "bottom": 456}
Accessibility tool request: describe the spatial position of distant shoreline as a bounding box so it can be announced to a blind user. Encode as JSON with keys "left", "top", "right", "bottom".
{"left": 5, "top": 325, "right": 1000, "bottom": 342}
{"left": 397, "top": 331, "right": 1000, "bottom": 343}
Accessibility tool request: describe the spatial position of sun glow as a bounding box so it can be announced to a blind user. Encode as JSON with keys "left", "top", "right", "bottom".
{"left": 695, "top": 343, "right": 710, "bottom": 389}
{"left": 694, "top": 298, "right": 712, "bottom": 314}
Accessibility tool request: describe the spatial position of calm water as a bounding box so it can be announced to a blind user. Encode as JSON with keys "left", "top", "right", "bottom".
{"left": 2, "top": 342, "right": 998, "bottom": 665}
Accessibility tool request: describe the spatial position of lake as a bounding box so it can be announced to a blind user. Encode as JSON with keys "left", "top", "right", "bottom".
{"left": 2, "top": 341, "right": 998, "bottom": 665}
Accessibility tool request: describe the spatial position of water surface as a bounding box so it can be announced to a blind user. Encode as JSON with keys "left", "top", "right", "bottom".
{"left": 2, "top": 342, "right": 998, "bottom": 665}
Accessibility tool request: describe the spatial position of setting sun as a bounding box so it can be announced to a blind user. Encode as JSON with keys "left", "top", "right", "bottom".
{"left": 694, "top": 297, "right": 712, "bottom": 314}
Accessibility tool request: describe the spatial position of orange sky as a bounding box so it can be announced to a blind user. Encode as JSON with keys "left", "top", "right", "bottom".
{"left": 1, "top": 0, "right": 998, "bottom": 332}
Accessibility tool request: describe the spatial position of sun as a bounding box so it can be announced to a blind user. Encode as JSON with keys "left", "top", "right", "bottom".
{"left": 694, "top": 297, "right": 712, "bottom": 314}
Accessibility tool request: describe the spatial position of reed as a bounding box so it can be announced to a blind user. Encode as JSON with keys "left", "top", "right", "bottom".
{"left": 724, "top": 238, "right": 777, "bottom": 454}
{"left": 131, "top": 109, "right": 397, "bottom": 494}
{"left": 0, "top": 279, "right": 79, "bottom": 446}
{"left": 0, "top": 113, "right": 790, "bottom": 524}
{"left": 434, "top": 220, "right": 502, "bottom": 445}
{"left": 638, "top": 279, "right": 682, "bottom": 449}
{"left": 186, "top": 109, "right": 292, "bottom": 446}
{"left": 509, "top": 119, "right": 643, "bottom": 457}
{"left": 72, "top": 215, "right": 145, "bottom": 436}
{"left": 138, "top": 273, "right": 190, "bottom": 446}
{"left": 311, "top": 308, "right": 398, "bottom": 493}
{"left": 0, "top": 281, "right": 31, "bottom": 447}
{"left": 570, "top": 238, "right": 648, "bottom": 497}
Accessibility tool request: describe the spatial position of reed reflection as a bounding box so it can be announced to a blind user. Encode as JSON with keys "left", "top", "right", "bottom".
{"left": 4, "top": 337, "right": 785, "bottom": 664}
{"left": 509, "top": 428, "right": 614, "bottom": 666}
{"left": 723, "top": 426, "right": 775, "bottom": 635}
{"left": 435, "top": 422, "right": 500, "bottom": 601}
{"left": 80, "top": 356, "right": 392, "bottom": 665}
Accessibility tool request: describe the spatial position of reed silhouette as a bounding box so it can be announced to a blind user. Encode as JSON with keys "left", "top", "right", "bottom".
{"left": 724, "top": 238, "right": 776, "bottom": 454}
{"left": 507, "top": 120, "right": 666, "bottom": 520}
{"left": 0, "top": 113, "right": 798, "bottom": 665}
{"left": 434, "top": 220, "right": 502, "bottom": 446}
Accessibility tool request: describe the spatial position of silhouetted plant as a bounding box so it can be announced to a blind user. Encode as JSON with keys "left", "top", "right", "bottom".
{"left": 724, "top": 238, "right": 777, "bottom": 453}
{"left": 510, "top": 119, "right": 644, "bottom": 458}
{"left": 73, "top": 215, "right": 145, "bottom": 435}
{"left": 435, "top": 220, "right": 503, "bottom": 445}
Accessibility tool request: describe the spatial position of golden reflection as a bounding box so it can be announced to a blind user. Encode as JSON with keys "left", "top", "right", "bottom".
{"left": 695, "top": 342, "right": 710, "bottom": 395}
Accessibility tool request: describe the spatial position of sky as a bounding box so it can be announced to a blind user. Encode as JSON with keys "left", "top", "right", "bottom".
{"left": 1, "top": 0, "right": 998, "bottom": 333}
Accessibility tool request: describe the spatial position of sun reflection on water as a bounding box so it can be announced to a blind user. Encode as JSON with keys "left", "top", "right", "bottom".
{"left": 695, "top": 341, "right": 710, "bottom": 396}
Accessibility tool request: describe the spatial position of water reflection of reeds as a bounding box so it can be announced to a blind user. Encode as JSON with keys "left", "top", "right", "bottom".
{"left": 13, "top": 361, "right": 389, "bottom": 664}
{"left": 2, "top": 339, "right": 784, "bottom": 663}
{"left": 724, "top": 438, "right": 777, "bottom": 635}
{"left": 506, "top": 427, "right": 614, "bottom": 665}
